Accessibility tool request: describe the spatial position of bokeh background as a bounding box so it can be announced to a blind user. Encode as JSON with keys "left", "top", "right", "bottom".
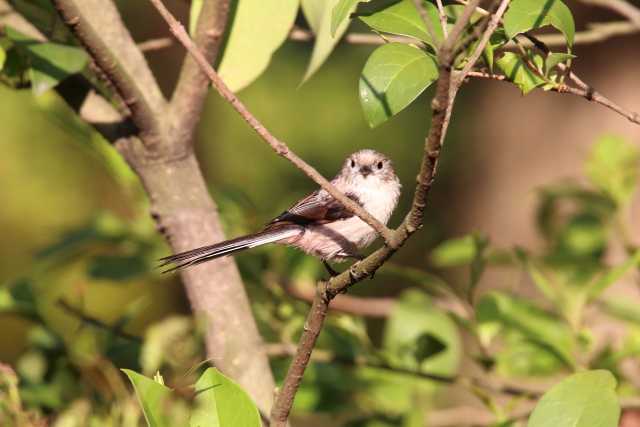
{"left": 2, "top": 0, "right": 640, "bottom": 425}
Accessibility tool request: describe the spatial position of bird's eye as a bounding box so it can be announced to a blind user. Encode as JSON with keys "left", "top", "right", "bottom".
{"left": 350, "top": 159, "right": 356, "bottom": 168}
{"left": 377, "top": 161, "right": 384, "bottom": 170}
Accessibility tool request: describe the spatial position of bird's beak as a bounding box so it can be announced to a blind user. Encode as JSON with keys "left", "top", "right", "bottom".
{"left": 360, "top": 165, "right": 372, "bottom": 177}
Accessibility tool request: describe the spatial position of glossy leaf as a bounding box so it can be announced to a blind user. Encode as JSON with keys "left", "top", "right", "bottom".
{"left": 586, "top": 135, "right": 640, "bottom": 206}
{"left": 476, "top": 292, "right": 574, "bottom": 367}
{"left": 217, "top": 0, "right": 298, "bottom": 91}
{"left": 190, "top": 368, "right": 261, "bottom": 427}
{"left": 358, "top": 0, "right": 443, "bottom": 50}
{"left": 301, "top": 0, "right": 352, "bottom": 82}
{"left": 123, "top": 369, "right": 173, "bottom": 427}
{"left": 504, "top": 0, "right": 575, "bottom": 46}
{"left": 528, "top": 370, "right": 619, "bottom": 427}
{"left": 359, "top": 43, "right": 438, "bottom": 127}
{"left": 496, "top": 52, "right": 546, "bottom": 95}
{"left": 383, "top": 290, "right": 461, "bottom": 376}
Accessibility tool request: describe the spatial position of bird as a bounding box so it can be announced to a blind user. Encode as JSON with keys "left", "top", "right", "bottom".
{"left": 158, "top": 149, "right": 401, "bottom": 275}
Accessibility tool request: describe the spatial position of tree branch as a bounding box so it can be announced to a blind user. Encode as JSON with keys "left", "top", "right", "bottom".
{"left": 146, "top": 0, "right": 396, "bottom": 245}
{"left": 169, "top": 0, "right": 230, "bottom": 146}
{"left": 580, "top": 0, "right": 640, "bottom": 27}
{"left": 49, "top": 0, "right": 277, "bottom": 414}
{"left": 52, "top": 0, "right": 167, "bottom": 147}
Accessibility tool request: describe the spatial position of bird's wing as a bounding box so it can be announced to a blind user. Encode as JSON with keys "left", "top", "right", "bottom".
{"left": 267, "top": 189, "right": 361, "bottom": 227}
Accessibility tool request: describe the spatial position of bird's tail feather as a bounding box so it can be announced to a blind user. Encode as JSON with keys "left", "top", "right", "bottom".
{"left": 158, "top": 226, "right": 303, "bottom": 273}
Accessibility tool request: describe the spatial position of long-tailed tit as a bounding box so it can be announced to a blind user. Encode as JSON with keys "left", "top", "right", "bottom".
{"left": 159, "top": 149, "right": 401, "bottom": 274}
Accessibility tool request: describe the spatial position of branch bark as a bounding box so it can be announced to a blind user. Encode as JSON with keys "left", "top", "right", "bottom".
{"left": 48, "top": 0, "right": 277, "bottom": 414}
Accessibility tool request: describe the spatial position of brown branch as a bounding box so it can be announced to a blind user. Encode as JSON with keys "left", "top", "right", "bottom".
{"left": 52, "top": 0, "right": 167, "bottom": 147}
{"left": 436, "top": 0, "right": 448, "bottom": 38}
{"left": 50, "top": 0, "right": 277, "bottom": 415}
{"left": 137, "top": 37, "right": 173, "bottom": 52}
{"left": 289, "top": 27, "right": 425, "bottom": 45}
{"left": 147, "top": 0, "right": 395, "bottom": 245}
{"left": 467, "top": 70, "right": 640, "bottom": 125}
{"left": 414, "top": 0, "right": 441, "bottom": 47}
{"left": 580, "top": 0, "right": 640, "bottom": 27}
{"left": 169, "top": 0, "right": 230, "bottom": 146}
{"left": 267, "top": 1, "right": 484, "bottom": 425}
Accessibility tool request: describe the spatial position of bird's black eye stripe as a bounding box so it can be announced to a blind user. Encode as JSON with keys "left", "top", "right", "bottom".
{"left": 350, "top": 159, "right": 356, "bottom": 168}
{"left": 377, "top": 161, "right": 383, "bottom": 169}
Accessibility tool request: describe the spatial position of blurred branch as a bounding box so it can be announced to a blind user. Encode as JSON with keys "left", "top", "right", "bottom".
{"left": 57, "top": 300, "right": 141, "bottom": 343}
{"left": 147, "top": 0, "right": 395, "bottom": 245}
{"left": 137, "top": 36, "right": 173, "bottom": 52}
{"left": 436, "top": 0, "right": 448, "bottom": 38}
{"left": 580, "top": 0, "right": 640, "bottom": 27}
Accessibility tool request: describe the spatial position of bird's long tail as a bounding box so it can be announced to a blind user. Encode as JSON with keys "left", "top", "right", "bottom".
{"left": 158, "top": 226, "right": 303, "bottom": 273}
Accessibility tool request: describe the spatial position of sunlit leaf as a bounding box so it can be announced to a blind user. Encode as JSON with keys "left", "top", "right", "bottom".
{"left": 383, "top": 290, "right": 461, "bottom": 376}
{"left": 301, "top": 0, "right": 351, "bottom": 82}
{"left": 586, "top": 135, "right": 640, "bottom": 206}
{"left": 528, "top": 370, "right": 619, "bottom": 427}
{"left": 504, "top": 0, "right": 575, "bottom": 46}
{"left": 188, "top": 0, "right": 204, "bottom": 36}
{"left": 496, "top": 51, "right": 546, "bottom": 95}
{"left": 217, "top": 0, "right": 298, "bottom": 91}
{"left": 359, "top": 43, "right": 438, "bottom": 127}
{"left": 123, "top": 369, "right": 174, "bottom": 427}
{"left": 358, "top": 0, "right": 443, "bottom": 50}
{"left": 431, "top": 234, "right": 485, "bottom": 267}
{"left": 190, "top": 368, "right": 261, "bottom": 427}
{"left": 0, "top": 46, "right": 6, "bottom": 71}
{"left": 331, "top": 0, "right": 370, "bottom": 36}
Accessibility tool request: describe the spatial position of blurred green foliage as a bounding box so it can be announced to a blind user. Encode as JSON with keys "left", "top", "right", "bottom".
{"left": 1, "top": 1, "right": 639, "bottom": 426}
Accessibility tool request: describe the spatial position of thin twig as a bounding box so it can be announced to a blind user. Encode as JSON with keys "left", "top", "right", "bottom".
{"left": 461, "top": 0, "right": 511, "bottom": 77}
{"left": 436, "top": 0, "right": 448, "bottom": 38}
{"left": 137, "top": 36, "right": 173, "bottom": 52}
{"left": 413, "top": 0, "right": 441, "bottom": 47}
{"left": 57, "top": 300, "right": 142, "bottom": 342}
{"left": 289, "top": 22, "right": 640, "bottom": 48}
{"left": 467, "top": 70, "right": 640, "bottom": 125}
{"left": 147, "top": 0, "right": 395, "bottom": 245}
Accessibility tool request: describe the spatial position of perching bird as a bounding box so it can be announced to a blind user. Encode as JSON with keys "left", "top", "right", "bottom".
{"left": 159, "top": 149, "right": 401, "bottom": 274}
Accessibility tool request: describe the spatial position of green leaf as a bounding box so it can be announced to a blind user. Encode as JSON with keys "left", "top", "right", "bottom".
{"left": 217, "top": 0, "right": 298, "bottom": 91}
{"left": 496, "top": 52, "right": 546, "bottom": 95}
{"left": 5, "top": 27, "right": 88, "bottom": 95}
{"left": 123, "top": 369, "right": 174, "bottom": 427}
{"left": 544, "top": 52, "right": 575, "bottom": 75}
{"left": 586, "top": 135, "right": 640, "bottom": 206}
{"left": 0, "top": 46, "right": 6, "bottom": 71}
{"left": 588, "top": 249, "right": 640, "bottom": 299}
{"left": 383, "top": 290, "right": 461, "bottom": 377}
{"left": 189, "top": 0, "right": 204, "bottom": 36}
{"left": 358, "top": 0, "right": 443, "bottom": 50}
{"left": 504, "top": 0, "right": 575, "bottom": 46}
{"left": 600, "top": 296, "right": 640, "bottom": 325}
{"left": 476, "top": 292, "right": 574, "bottom": 367}
{"left": 528, "top": 370, "right": 619, "bottom": 427}
{"left": 332, "top": 0, "right": 369, "bottom": 36}
{"left": 359, "top": 43, "right": 438, "bottom": 127}
{"left": 516, "top": 249, "right": 558, "bottom": 301}
{"left": 87, "top": 254, "right": 147, "bottom": 281}
{"left": 301, "top": 0, "right": 351, "bottom": 82}
{"left": 190, "top": 368, "right": 261, "bottom": 427}
{"left": 431, "top": 234, "right": 485, "bottom": 267}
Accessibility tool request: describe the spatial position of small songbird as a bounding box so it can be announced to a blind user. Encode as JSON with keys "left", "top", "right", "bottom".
{"left": 159, "top": 149, "right": 401, "bottom": 274}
